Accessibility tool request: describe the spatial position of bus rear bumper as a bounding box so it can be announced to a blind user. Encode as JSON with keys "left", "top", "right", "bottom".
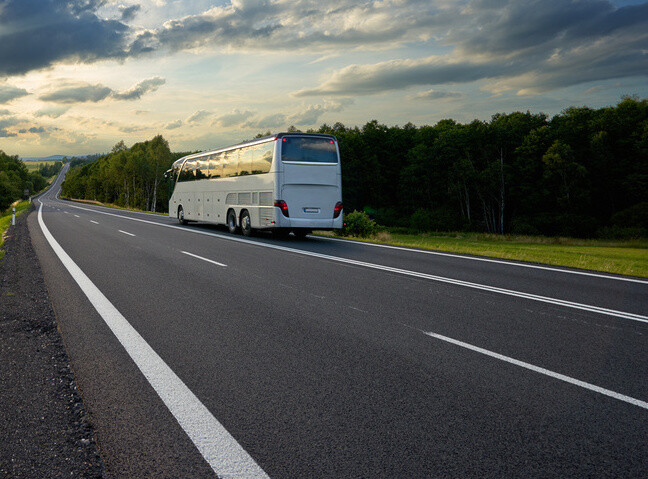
{"left": 276, "top": 216, "right": 343, "bottom": 230}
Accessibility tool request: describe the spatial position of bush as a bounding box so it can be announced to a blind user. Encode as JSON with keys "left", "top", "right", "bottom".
{"left": 338, "top": 210, "right": 378, "bottom": 238}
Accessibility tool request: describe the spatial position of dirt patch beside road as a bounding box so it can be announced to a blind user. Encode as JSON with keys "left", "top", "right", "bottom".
{"left": 0, "top": 206, "right": 104, "bottom": 478}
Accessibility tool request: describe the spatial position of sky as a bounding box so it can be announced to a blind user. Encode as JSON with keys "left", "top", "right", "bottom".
{"left": 0, "top": 0, "right": 647, "bottom": 158}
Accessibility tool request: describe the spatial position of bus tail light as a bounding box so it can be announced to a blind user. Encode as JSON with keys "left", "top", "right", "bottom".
{"left": 333, "top": 202, "right": 343, "bottom": 218}
{"left": 275, "top": 200, "right": 289, "bottom": 217}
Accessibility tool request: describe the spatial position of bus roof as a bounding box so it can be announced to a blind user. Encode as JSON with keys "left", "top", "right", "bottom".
{"left": 177, "top": 132, "right": 337, "bottom": 163}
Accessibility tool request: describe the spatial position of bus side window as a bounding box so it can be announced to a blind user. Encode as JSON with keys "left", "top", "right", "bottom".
{"left": 209, "top": 153, "right": 222, "bottom": 178}
{"left": 252, "top": 142, "right": 272, "bottom": 174}
{"left": 222, "top": 150, "right": 238, "bottom": 178}
{"left": 179, "top": 160, "right": 194, "bottom": 182}
{"left": 238, "top": 146, "right": 254, "bottom": 176}
{"left": 195, "top": 157, "right": 209, "bottom": 179}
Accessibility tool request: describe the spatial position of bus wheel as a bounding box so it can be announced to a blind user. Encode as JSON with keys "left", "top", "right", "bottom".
{"left": 227, "top": 210, "right": 239, "bottom": 234}
{"left": 240, "top": 210, "right": 252, "bottom": 237}
{"left": 178, "top": 206, "right": 188, "bottom": 225}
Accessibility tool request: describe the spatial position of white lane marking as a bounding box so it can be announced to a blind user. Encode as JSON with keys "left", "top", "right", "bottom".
{"left": 181, "top": 251, "right": 227, "bottom": 267}
{"left": 64, "top": 211, "right": 69, "bottom": 214}
{"left": 119, "top": 230, "right": 135, "bottom": 237}
{"left": 90, "top": 220, "right": 99, "bottom": 225}
{"left": 74, "top": 214, "right": 80, "bottom": 218}
{"left": 317, "top": 235, "right": 648, "bottom": 285}
{"left": 424, "top": 331, "right": 648, "bottom": 410}
{"left": 37, "top": 202, "right": 269, "bottom": 478}
{"left": 60, "top": 203, "right": 648, "bottom": 323}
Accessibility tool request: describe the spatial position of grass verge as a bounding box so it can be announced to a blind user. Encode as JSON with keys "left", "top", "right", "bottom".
{"left": 316, "top": 231, "right": 648, "bottom": 278}
{"left": 1, "top": 200, "right": 31, "bottom": 260}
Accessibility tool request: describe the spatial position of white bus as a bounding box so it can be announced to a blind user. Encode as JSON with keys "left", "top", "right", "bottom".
{"left": 167, "top": 133, "right": 343, "bottom": 238}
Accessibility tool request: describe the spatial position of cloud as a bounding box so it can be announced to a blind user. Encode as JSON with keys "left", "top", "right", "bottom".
{"left": 0, "top": 84, "right": 29, "bottom": 103}
{"left": 111, "top": 77, "right": 166, "bottom": 100}
{"left": 294, "top": 56, "right": 505, "bottom": 96}
{"left": 214, "top": 109, "right": 254, "bottom": 127}
{"left": 0, "top": 109, "right": 10, "bottom": 116}
{"left": 39, "top": 78, "right": 166, "bottom": 103}
{"left": 187, "top": 109, "right": 212, "bottom": 123}
{"left": 119, "top": 4, "right": 141, "bottom": 21}
{"left": 165, "top": 119, "right": 182, "bottom": 129}
{"left": 0, "top": 0, "right": 130, "bottom": 76}
{"left": 35, "top": 106, "right": 71, "bottom": 118}
{"left": 243, "top": 113, "right": 286, "bottom": 129}
{"left": 287, "top": 101, "right": 351, "bottom": 125}
{"left": 39, "top": 84, "right": 113, "bottom": 103}
{"left": 294, "top": 1, "right": 648, "bottom": 96}
{"left": 0, "top": 116, "right": 20, "bottom": 136}
{"left": 28, "top": 126, "right": 46, "bottom": 134}
{"left": 411, "top": 89, "right": 462, "bottom": 100}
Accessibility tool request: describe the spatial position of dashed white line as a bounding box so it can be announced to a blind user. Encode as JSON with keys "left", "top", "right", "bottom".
{"left": 424, "top": 330, "right": 648, "bottom": 410}
{"left": 181, "top": 251, "right": 227, "bottom": 267}
{"left": 119, "top": 230, "right": 135, "bottom": 237}
{"left": 74, "top": 214, "right": 80, "bottom": 218}
{"left": 90, "top": 220, "right": 99, "bottom": 225}
{"left": 37, "top": 201, "right": 269, "bottom": 478}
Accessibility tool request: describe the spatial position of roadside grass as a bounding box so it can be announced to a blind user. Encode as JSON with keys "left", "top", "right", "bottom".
{"left": 0, "top": 200, "right": 31, "bottom": 260}
{"left": 317, "top": 230, "right": 648, "bottom": 278}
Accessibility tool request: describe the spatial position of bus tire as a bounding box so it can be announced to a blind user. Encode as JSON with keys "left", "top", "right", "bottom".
{"left": 240, "top": 210, "right": 252, "bottom": 237}
{"left": 178, "top": 206, "right": 188, "bottom": 225}
{"left": 227, "top": 210, "right": 239, "bottom": 234}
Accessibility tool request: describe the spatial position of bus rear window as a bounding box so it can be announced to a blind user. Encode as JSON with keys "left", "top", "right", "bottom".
{"left": 281, "top": 137, "right": 338, "bottom": 163}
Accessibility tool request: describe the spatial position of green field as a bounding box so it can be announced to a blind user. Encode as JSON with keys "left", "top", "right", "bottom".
{"left": 22, "top": 160, "right": 61, "bottom": 171}
{"left": 320, "top": 231, "right": 648, "bottom": 278}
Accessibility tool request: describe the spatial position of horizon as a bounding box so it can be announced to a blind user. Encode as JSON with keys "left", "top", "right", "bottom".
{"left": 1, "top": 0, "right": 647, "bottom": 157}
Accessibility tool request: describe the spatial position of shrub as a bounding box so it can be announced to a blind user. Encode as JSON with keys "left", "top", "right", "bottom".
{"left": 338, "top": 210, "right": 378, "bottom": 238}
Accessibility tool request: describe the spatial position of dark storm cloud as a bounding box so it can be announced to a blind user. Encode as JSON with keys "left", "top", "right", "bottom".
{"left": 0, "top": 0, "right": 129, "bottom": 76}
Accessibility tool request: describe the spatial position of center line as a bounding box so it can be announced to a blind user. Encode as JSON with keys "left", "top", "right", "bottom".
{"left": 90, "top": 220, "right": 99, "bottom": 224}
{"left": 119, "top": 230, "right": 135, "bottom": 236}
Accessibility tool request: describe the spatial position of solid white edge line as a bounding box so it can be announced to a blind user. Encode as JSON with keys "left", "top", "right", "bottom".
{"left": 118, "top": 230, "right": 135, "bottom": 237}
{"left": 424, "top": 331, "right": 648, "bottom": 410}
{"left": 37, "top": 201, "right": 269, "bottom": 479}
{"left": 316, "top": 235, "right": 648, "bottom": 285}
{"left": 60, "top": 202, "right": 648, "bottom": 323}
{"left": 181, "top": 251, "right": 227, "bottom": 267}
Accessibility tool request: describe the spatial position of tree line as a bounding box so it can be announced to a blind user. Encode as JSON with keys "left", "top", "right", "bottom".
{"left": 62, "top": 136, "right": 188, "bottom": 213}
{"left": 61, "top": 97, "right": 647, "bottom": 238}
{"left": 0, "top": 152, "right": 62, "bottom": 212}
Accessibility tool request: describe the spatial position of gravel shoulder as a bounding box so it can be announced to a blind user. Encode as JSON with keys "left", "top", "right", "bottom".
{"left": 0, "top": 205, "right": 104, "bottom": 478}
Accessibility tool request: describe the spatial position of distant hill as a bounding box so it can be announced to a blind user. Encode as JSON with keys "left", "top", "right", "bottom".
{"left": 21, "top": 155, "right": 67, "bottom": 162}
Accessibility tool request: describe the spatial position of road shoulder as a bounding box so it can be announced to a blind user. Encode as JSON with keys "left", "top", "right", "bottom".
{"left": 0, "top": 206, "right": 103, "bottom": 477}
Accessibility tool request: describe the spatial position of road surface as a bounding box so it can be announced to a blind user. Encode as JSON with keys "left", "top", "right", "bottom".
{"left": 29, "top": 165, "right": 648, "bottom": 477}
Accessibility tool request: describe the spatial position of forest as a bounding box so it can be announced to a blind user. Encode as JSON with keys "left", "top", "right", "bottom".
{"left": 0, "top": 153, "right": 61, "bottom": 212}
{"left": 60, "top": 97, "right": 647, "bottom": 238}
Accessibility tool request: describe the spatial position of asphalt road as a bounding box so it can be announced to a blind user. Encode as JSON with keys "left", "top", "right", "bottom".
{"left": 29, "top": 166, "right": 648, "bottom": 478}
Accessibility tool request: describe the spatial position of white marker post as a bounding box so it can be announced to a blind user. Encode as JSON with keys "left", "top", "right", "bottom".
{"left": 12, "top": 207, "right": 15, "bottom": 226}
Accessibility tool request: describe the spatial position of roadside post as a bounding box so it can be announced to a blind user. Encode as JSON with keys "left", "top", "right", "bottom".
{"left": 12, "top": 207, "right": 15, "bottom": 226}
